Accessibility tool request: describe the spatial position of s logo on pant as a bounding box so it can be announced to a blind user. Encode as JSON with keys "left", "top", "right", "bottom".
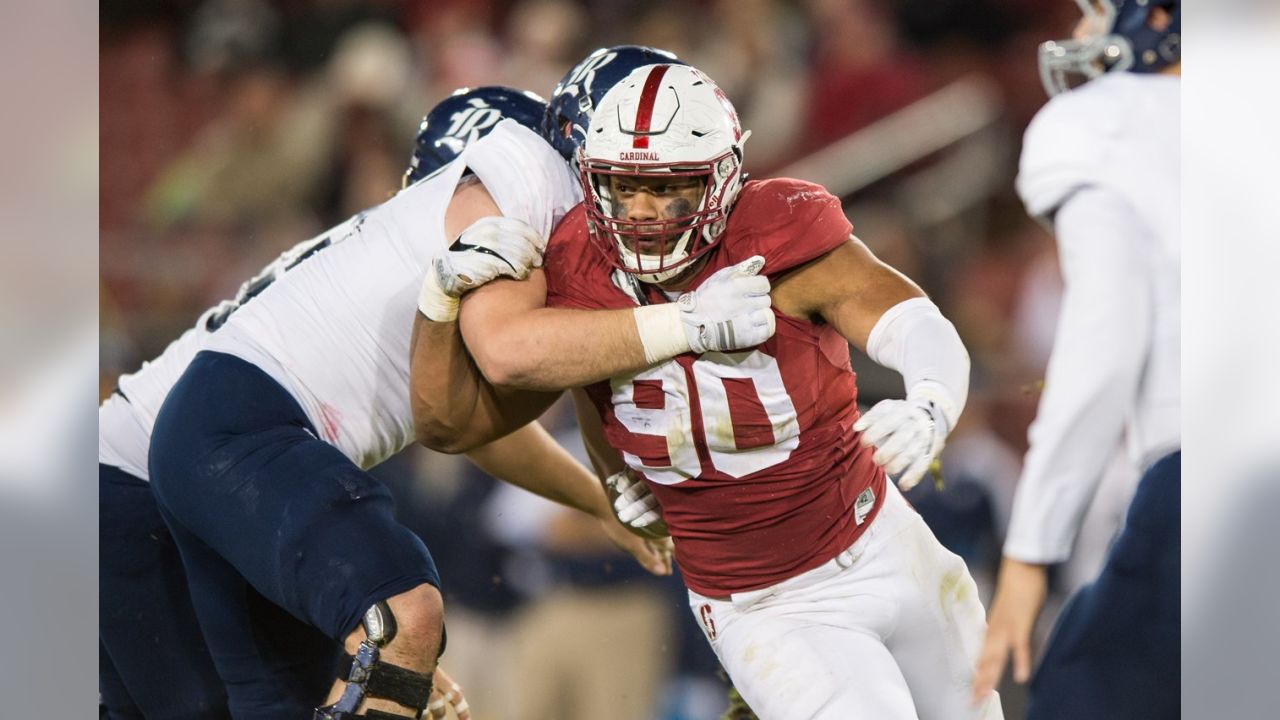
{"left": 699, "top": 603, "right": 717, "bottom": 640}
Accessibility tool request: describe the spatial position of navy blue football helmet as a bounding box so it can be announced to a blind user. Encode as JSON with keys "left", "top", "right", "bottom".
{"left": 1039, "top": 0, "right": 1180, "bottom": 96}
{"left": 404, "top": 86, "right": 548, "bottom": 188}
{"left": 541, "top": 45, "right": 685, "bottom": 161}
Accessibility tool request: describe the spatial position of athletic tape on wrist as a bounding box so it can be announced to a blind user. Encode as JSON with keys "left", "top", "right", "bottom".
{"left": 633, "top": 304, "right": 690, "bottom": 364}
{"left": 418, "top": 268, "right": 459, "bottom": 322}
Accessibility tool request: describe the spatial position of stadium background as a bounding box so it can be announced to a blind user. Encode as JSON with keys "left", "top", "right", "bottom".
{"left": 99, "top": 1, "right": 1129, "bottom": 718}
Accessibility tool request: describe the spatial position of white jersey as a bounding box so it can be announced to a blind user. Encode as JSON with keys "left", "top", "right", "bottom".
{"left": 99, "top": 310, "right": 216, "bottom": 480}
{"left": 1005, "top": 73, "right": 1180, "bottom": 563}
{"left": 100, "top": 120, "right": 581, "bottom": 476}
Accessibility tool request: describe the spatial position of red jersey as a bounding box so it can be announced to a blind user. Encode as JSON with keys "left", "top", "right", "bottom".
{"left": 545, "top": 178, "right": 886, "bottom": 597}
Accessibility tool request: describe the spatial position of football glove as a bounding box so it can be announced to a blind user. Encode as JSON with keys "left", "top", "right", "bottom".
{"left": 418, "top": 216, "right": 546, "bottom": 322}
{"left": 853, "top": 397, "right": 949, "bottom": 491}
{"left": 634, "top": 255, "right": 776, "bottom": 363}
{"left": 603, "top": 469, "right": 669, "bottom": 540}
{"left": 678, "top": 255, "right": 775, "bottom": 354}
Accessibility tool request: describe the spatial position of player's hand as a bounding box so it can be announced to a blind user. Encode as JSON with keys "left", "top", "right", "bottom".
{"left": 971, "top": 557, "right": 1048, "bottom": 706}
{"left": 419, "top": 216, "right": 546, "bottom": 322}
{"left": 678, "top": 255, "right": 775, "bottom": 353}
{"left": 604, "top": 468, "right": 669, "bottom": 540}
{"left": 853, "top": 398, "right": 948, "bottom": 491}
{"left": 598, "top": 511, "right": 674, "bottom": 576}
{"left": 426, "top": 665, "right": 470, "bottom": 720}
{"left": 442, "top": 216, "right": 547, "bottom": 294}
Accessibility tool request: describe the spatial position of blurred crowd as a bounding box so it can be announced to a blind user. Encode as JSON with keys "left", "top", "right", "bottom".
{"left": 100, "top": 1, "right": 1135, "bottom": 718}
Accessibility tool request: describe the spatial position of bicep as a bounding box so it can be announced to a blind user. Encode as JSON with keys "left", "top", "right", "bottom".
{"left": 774, "top": 236, "right": 924, "bottom": 350}
{"left": 459, "top": 269, "right": 548, "bottom": 380}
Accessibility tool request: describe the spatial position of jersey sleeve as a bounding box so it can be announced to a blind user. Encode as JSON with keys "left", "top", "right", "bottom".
{"left": 1003, "top": 187, "right": 1152, "bottom": 563}
{"left": 729, "top": 179, "right": 853, "bottom": 278}
{"left": 1016, "top": 81, "right": 1122, "bottom": 219}
{"left": 462, "top": 120, "right": 584, "bottom": 239}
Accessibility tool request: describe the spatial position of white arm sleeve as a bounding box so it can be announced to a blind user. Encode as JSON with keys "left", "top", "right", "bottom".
{"left": 1003, "top": 187, "right": 1152, "bottom": 564}
{"left": 865, "top": 296, "right": 970, "bottom": 431}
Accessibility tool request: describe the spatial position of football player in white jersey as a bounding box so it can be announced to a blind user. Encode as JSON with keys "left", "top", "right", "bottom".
{"left": 101, "top": 86, "right": 685, "bottom": 720}
{"left": 100, "top": 87, "right": 558, "bottom": 720}
{"left": 971, "top": 2, "right": 1180, "bottom": 717}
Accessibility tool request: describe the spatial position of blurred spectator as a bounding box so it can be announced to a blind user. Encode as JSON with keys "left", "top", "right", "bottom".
{"left": 145, "top": 20, "right": 421, "bottom": 231}
{"left": 373, "top": 448, "right": 526, "bottom": 720}
{"left": 502, "top": 0, "right": 590, "bottom": 98}
{"left": 142, "top": 58, "right": 320, "bottom": 231}
{"left": 690, "top": 0, "right": 809, "bottom": 170}
{"left": 186, "top": 0, "right": 281, "bottom": 75}
{"left": 489, "top": 401, "right": 676, "bottom": 720}
{"left": 624, "top": 0, "right": 698, "bottom": 60}
{"left": 799, "top": 0, "right": 932, "bottom": 154}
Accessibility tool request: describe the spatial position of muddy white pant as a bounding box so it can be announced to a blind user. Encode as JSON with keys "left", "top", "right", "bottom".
{"left": 688, "top": 483, "right": 1004, "bottom": 720}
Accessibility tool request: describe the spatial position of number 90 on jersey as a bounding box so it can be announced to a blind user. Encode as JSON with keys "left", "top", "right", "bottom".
{"left": 610, "top": 350, "right": 801, "bottom": 484}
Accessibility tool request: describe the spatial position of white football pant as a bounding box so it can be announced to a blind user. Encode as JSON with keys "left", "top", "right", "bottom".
{"left": 688, "top": 483, "right": 1004, "bottom": 719}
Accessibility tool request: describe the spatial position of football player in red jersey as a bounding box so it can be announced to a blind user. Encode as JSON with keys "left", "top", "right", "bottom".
{"left": 411, "top": 63, "right": 1003, "bottom": 719}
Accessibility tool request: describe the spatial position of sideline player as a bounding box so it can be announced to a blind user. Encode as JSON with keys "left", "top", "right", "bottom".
{"left": 414, "top": 64, "right": 1004, "bottom": 719}
{"left": 102, "top": 87, "right": 665, "bottom": 720}
{"left": 972, "top": 2, "right": 1181, "bottom": 717}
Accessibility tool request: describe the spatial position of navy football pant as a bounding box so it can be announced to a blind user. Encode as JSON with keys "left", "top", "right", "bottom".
{"left": 1027, "top": 451, "right": 1180, "bottom": 720}
{"left": 149, "top": 351, "right": 440, "bottom": 719}
{"left": 99, "top": 463, "right": 228, "bottom": 719}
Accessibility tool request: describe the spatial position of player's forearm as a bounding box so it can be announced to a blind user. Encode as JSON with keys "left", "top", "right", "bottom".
{"left": 410, "top": 314, "right": 555, "bottom": 453}
{"left": 864, "top": 297, "right": 971, "bottom": 430}
{"left": 469, "top": 306, "right": 651, "bottom": 391}
{"left": 410, "top": 314, "right": 482, "bottom": 452}
{"left": 464, "top": 421, "right": 611, "bottom": 519}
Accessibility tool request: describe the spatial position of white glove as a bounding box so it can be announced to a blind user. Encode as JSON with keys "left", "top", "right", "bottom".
{"left": 678, "top": 255, "right": 775, "bottom": 353}
{"left": 418, "top": 216, "right": 546, "bottom": 322}
{"left": 633, "top": 255, "right": 776, "bottom": 363}
{"left": 852, "top": 398, "right": 949, "bottom": 491}
{"left": 604, "top": 469, "right": 669, "bottom": 540}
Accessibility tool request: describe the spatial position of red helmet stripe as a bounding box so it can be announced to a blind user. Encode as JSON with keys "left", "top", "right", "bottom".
{"left": 631, "top": 64, "right": 670, "bottom": 149}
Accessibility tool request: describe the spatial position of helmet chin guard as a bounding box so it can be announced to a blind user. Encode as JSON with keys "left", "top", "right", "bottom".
{"left": 578, "top": 64, "right": 749, "bottom": 284}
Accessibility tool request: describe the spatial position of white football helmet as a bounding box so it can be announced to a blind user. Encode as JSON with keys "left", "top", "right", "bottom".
{"left": 578, "top": 64, "right": 750, "bottom": 284}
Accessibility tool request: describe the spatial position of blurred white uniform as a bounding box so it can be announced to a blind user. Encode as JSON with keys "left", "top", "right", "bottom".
{"left": 99, "top": 120, "right": 581, "bottom": 476}
{"left": 1005, "top": 72, "right": 1180, "bottom": 563}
